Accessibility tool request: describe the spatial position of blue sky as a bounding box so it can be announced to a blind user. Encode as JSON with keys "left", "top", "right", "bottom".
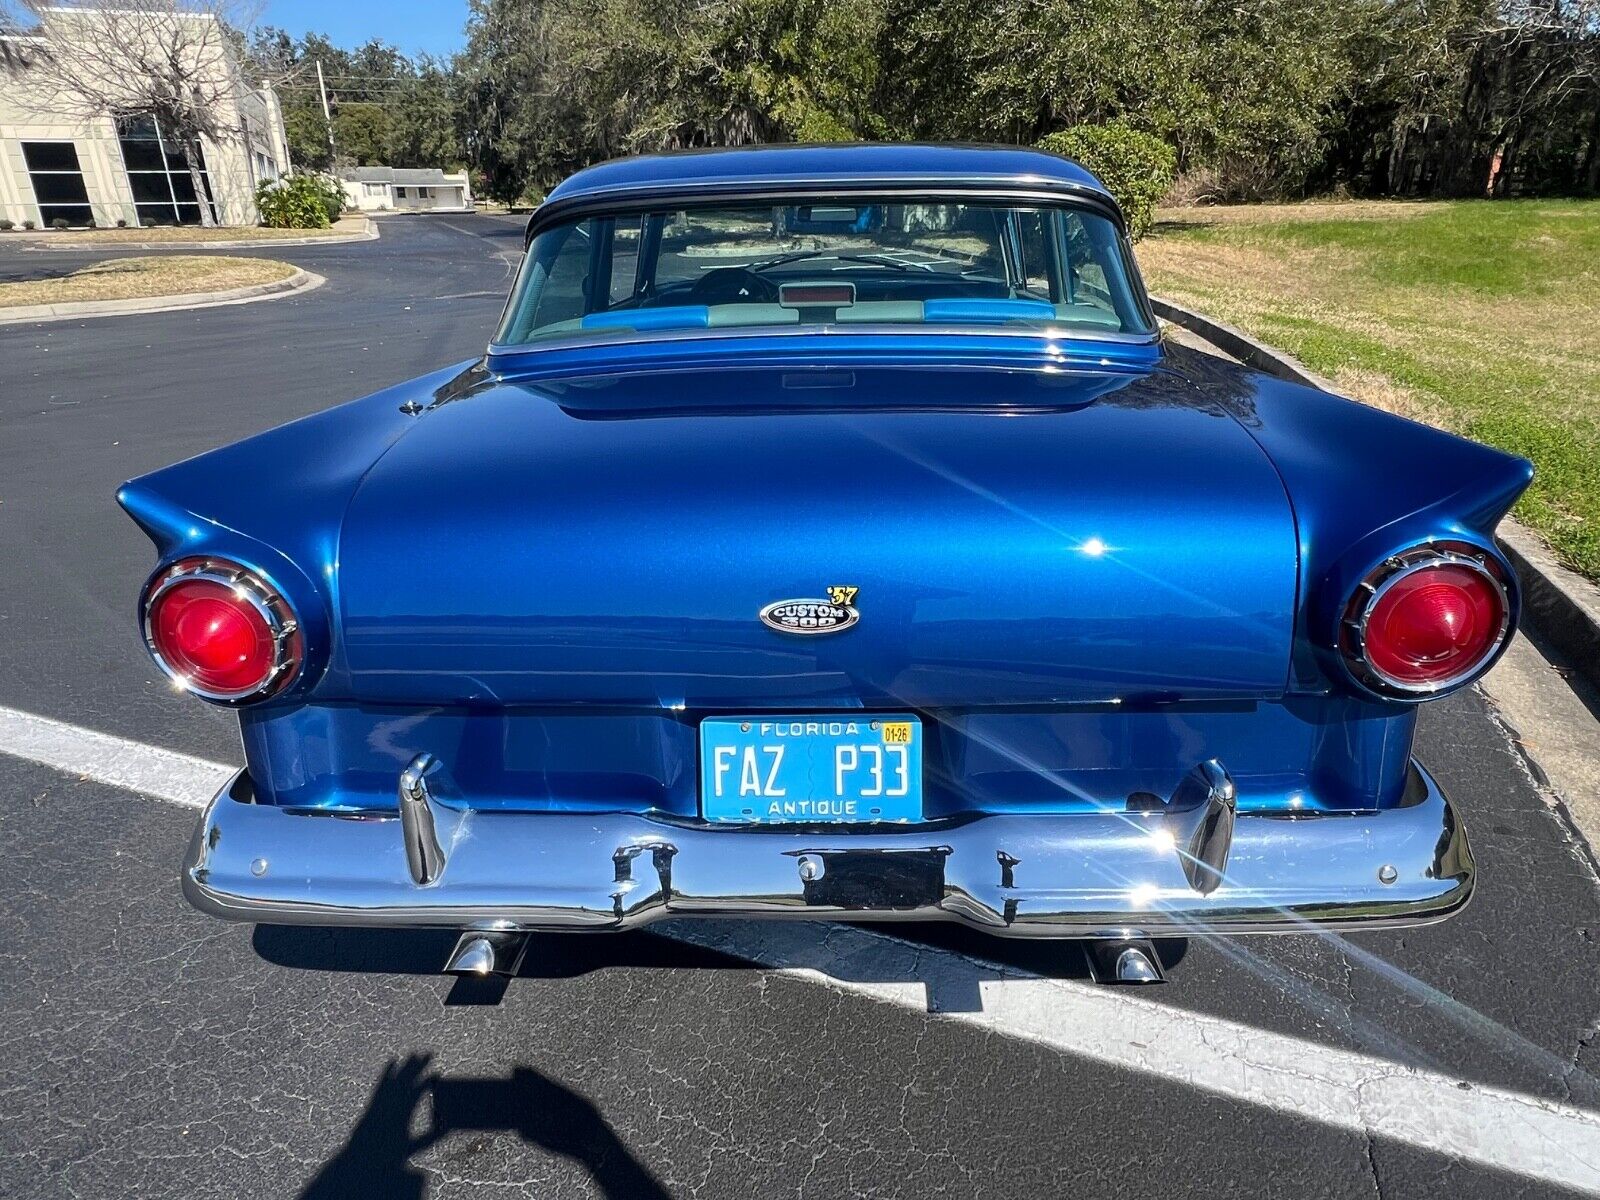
{"left": 258, "top": 0, "right": 471, "bottom": 59}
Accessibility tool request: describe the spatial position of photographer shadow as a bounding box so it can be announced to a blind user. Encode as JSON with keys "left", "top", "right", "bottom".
{"left": 298, "top": 1053, "right": 670, "bottom": 1200}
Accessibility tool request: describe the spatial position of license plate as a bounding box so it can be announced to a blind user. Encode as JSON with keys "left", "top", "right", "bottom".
{"left": 700, "top": 715, "right": 923, "bottom": 824}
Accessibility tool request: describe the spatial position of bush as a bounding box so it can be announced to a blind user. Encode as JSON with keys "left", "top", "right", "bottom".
{"left": 141, "top": 217, "right": 157, "bottom": 228}
{"left": 312, "top": 175, "right": 346, "bottom": 224}
{"left": 1037, "top": 123, "right": 1177, "bottom": 241}
{"left": 50, "top": 217, "right": 70, "bottom": 230}
{"left": 116, "top": 218, "right": 128, "bottom": 228}
{"left": 255, "top": 174, "right": 341, "bottom": 229}
{"left": 0, "top": 219, "right": 13, "bottom": 232}
{"left": 23, "top": 220, "right": 35, "bottom": 231}
{"left": 1164, "top": 166, "right": 1223, "bottom": 208}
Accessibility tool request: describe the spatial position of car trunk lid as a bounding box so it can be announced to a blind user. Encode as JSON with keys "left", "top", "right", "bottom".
{"left": 335, "top": 363, "right": 1297, "bottom": 706}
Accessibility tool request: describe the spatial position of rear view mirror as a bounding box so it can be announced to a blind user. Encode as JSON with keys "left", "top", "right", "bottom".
{"left": 803, "top": 206, "right": 862, "bottom": 224}
{"left": 781, "top": 205, "right": 884, "bottom": 234}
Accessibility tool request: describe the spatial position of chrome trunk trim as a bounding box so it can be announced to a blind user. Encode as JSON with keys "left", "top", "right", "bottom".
{"left": 398, "top": 753, "right": 448, "bottom": 886}
{"left": 1165, "top": 759, "right": 1237, "bottom": 896}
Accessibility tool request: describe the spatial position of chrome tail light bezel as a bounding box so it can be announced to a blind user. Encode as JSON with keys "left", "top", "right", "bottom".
{"left": 140, "top": 556, "right": 304, "bottom": 704}
{"left": 1339, "top": 541, "right": 1512, "bottom": 700}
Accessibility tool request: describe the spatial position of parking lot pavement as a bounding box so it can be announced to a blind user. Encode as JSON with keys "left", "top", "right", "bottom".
{"left": 0, "top": 213, "right": 524, "bottom": 762}
{"left": 1, "top": 214, "right": 1598, "bottom": 1198}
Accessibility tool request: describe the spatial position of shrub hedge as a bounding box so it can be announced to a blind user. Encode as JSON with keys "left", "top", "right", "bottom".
{"left": 256, "top": 174, "right": 345, "bottom": 229}
{"left": 1037, "top": 123, "right": 1177, "bottom": 241}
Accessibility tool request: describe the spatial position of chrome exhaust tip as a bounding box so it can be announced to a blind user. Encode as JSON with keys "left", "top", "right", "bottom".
{"left": 1087, "top": 938, "right": 1167, "bottom": 984}
{"left": 1114, "top": 945, "right": 1163, "bottom": 983}
{"left": 444, "top": 930, "right": 528, "bottom": 977}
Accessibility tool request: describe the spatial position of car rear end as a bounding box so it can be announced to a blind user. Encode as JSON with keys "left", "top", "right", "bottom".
{"left": 119, "top": 150, "right": 1531, "bottom": 981}
{"left": 121, "top": 362, "right": 1523, "bottom": 977}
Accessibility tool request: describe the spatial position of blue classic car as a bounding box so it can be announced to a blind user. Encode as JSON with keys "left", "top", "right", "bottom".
{"left": 121, "top": 145, "right": 1530, "bottom": 984}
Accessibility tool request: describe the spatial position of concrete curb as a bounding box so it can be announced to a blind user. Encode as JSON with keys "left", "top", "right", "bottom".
{"left": 1151, "top": 294, "right": 1600, "bottom": 692}
{"left": 0, "top": 266, "right": 326, "bottom": 326}
{"left": 1495, "top": 523, "right": 1600, "bottom": 687}
{"left": 7, "top": 220, "right": 376, "bottom": 251}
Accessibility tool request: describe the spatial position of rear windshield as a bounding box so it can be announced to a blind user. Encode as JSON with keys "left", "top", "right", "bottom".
{"left": 495, "top": 199, "right": 1154, "bottom": 346}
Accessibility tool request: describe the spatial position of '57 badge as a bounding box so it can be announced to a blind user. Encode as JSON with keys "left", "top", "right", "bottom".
{"left": 759, "top": 586, "right": 860, "bottom": 635}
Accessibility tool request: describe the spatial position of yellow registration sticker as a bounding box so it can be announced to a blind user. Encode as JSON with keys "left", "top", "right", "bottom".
{"left": 881, "top": 722, "right": 913, "bottom": 745}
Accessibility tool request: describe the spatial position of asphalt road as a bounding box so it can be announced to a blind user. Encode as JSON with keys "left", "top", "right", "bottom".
{"left": 1, "top": 215, "right": 1598, "bottom": 1199}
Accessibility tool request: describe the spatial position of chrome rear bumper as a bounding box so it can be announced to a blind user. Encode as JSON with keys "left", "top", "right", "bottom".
{"left": 183, "top": 760, "right": 1472, "bottom": 937}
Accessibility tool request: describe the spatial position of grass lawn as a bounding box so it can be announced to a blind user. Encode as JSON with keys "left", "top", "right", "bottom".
{"left": 0, "top": 255, "right": 297, "bottom": 308}
{"left": 1138, "top": 198, "right": 1600, "bottom": 580}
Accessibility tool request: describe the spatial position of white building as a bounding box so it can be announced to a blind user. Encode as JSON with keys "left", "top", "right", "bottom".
{"left": 0, "top": 8, "right": 291, "bottom": 228}
{"left": 342, "top": 166, "right": 473, "bottom": 213}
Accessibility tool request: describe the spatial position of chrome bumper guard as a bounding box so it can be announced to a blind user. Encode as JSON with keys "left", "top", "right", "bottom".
{"left": 183, "top": 757, "right": 1473, "bottom": 937}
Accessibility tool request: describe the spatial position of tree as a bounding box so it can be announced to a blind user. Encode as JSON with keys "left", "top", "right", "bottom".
{"left": 247, "top": 28, "right": 467, "bottom": 172}
{"left": 281, "top": 102, "right": 333, "bottom": 171}
{"left": 712, "top": 0, "right": 889, "bottom": 142}
{"left": 7, "top": 1, "right": 255, "bottom": 226}
{"left": 384, "top": 56, "right": 461, "bottom": 168}
{"left": 333, "top": 101, "right": 391, "bottom": 165}
{"left": 455, "top": 0, "right": 892, "bottom": 202}
{"left": 457, "top": 0, "right": 732, "bottom": 194}
{"left": 876, "top": 0, "right": 1364, "bottom": 198}
{"left": 204, "top": 0, "right": 1600, "bottom": 204}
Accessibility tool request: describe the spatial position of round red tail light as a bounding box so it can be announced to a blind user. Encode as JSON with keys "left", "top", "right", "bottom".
{"left": 1342, "top": 545, "right": 1510, "bottom": 697}
{"left": 142, "top": 558, "right": 302, "bottom": 702}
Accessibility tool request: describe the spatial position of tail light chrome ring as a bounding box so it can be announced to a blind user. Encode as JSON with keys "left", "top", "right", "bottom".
{"left": 1340, "top": 541, "right": 1511, "bottom": 698}
{"left": 141, "top": 557, "right": 304, "bottom": 703}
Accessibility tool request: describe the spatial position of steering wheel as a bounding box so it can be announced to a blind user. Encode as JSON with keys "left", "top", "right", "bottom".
{"left": 684, "top": 267, "right": 780, "bottom": 305}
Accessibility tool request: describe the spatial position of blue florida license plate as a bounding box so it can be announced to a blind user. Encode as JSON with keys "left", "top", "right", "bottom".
{"left": 700, "top": 715, "right": 923, "bottom": 824}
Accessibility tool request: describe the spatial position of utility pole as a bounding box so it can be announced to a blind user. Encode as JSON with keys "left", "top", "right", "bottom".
{"left": 316, "top": 59, "right": 335, "bottom": 166}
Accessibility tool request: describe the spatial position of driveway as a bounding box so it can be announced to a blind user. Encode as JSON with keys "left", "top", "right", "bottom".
{"left": 1, "top": 214, "right": 1597, "bottom": 1199}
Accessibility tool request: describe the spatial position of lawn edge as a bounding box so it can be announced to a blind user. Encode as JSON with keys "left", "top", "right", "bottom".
{"left": 0, "top": 266, "right": 326, "bottom": 326}
{"left": 2, "top": 216, "right": 376, "bottom": 250}
{"left": 1151, "top": 294, "right": 1600, "bottom": 693}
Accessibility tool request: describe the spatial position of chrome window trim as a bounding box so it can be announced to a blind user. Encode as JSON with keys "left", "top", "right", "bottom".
{"left": 141, "top": 557, "right": 302, "bottom": 704}
{"left": 526, "top": 181, "right": 1127, "bottom": 241}
{"left": 485, "top": 321, "right": 1162, "bottom": 362}
{"left": 1340, "top": 542, "right": 1511, "bottom": 698}
{"left": 497, "top": 186, "right": 1153, "bottom": 351}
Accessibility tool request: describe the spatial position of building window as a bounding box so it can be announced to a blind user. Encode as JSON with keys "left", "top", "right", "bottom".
{"left": 116, "top": 115, "right": 219, "bottom": 225}
{"left": 362, "top": 182, "right": 384, "bottom": 197}
{"left": 418, "top": 187, "right": 432, "bottom": 199}
{"left": 395, "top": 186, "right": 408, "bottom": 199}
{"left": 22, "top": 142, "right": 93, "bottom": 226}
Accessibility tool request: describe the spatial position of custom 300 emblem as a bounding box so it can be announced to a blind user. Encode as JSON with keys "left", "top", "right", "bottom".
{"left": 760, "top": 586, "right": 859, "bottom": 635}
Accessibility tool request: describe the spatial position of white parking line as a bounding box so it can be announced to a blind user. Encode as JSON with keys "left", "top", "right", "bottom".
{"left": 675, "top": 921, "right": 1600, "bottom": 1192}
{"left": 0, "top": 705, "right": 234, "bottom": 807}
{"left": 3, "top": 703, "right": 1599, "bottom": 1190}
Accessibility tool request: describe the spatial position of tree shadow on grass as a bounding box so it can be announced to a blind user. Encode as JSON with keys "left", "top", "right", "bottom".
{"left": 0, "top": 262, "right": 84, "bottom": 285}
{"left": 298, "top": 1053, "right": 670, "bottom": 1200}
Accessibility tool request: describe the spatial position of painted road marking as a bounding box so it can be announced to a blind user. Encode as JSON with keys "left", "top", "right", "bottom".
{"left": 0, "top": 705, "right": 234, "bottom": 807}
{"left": 673, "top": 921, "right": 1600, "bottom": 1193}
{"left": 2, "top": 704, "right": 1598, "bottom": 1191}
